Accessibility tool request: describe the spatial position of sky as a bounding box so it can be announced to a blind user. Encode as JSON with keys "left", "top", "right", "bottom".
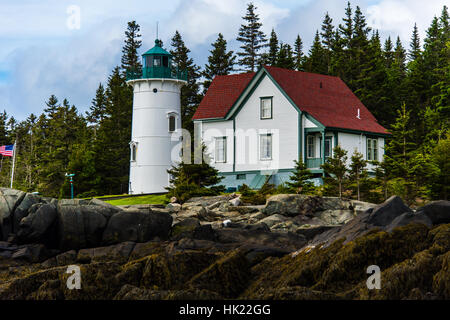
{"left": 0, "top": 0, "right": 447, "bottom": 121}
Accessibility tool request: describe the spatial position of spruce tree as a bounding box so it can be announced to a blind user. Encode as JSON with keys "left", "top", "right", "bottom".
{"left": 286, "top": 160, "right": 315, "bottom": 194}
{"left": 355, "top": 30, "right": 391, "bottom": 125}
{"left": 44, "top": 95, "right": 59, "bottom": 116}
{"left": 202, "top": 33, "right": 236, "bottom": 92}
{"left": 236, "top": 2, "right": 268, "bottom": 71}
{"left": 431, "top": 133, "right": 450, "bottom": 200}
{"left": 383, "top": 36, "right": 394, "bottom": 69}
{"left": 267, "top": 28, "right": 279, "bottom": 66}
{"left": 321, "top": 145, "right": 348, "bottom": 198}
{"left": 409, "top": 23, "right": 421, "bottom": 61}
{"left": 349, "top": 149, "right": 368, "bottom": 200}
{"left": 171, "top": 31, "right": 201, "bottom": 132}
{"left": 294, "top": 35, "right": 304, "bottom": 71}
{"left": 93, "top": 67, "right": 132, "bottom": 195}
{"left": 321, "top": 12, "right": 334, "bottom": 73}
{"left": 121, "top": 21, "right": 142, "bottom": 76}
{"left": 304, "top": 31, "right": 327, "bottom": 74}
{"left": 275, "top": 43, "right": 295, "bottom": 70}
{"left": 86, "top": 83, "right": 107, "bottom": 124}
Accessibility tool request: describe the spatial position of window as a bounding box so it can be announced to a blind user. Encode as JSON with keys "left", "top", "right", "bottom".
{"left": 153, "top": 56, "right": 161, "bottom": 67}
{"left": 169, "top": 115, "right": 176, "bottom": 132}
{"left": 130, "top": 143, "right": 137, "bottom": 162}
{"left": 260, "top": 134, "right": 272, "bottom": 160}
{"left": 215, "top": 137, "right": 226, "bottom": 163}
{"left": 307, "top": 135, "right": 315, "bottom": 158}
{"left": 163, "top": 56, "right": 169, "bottom": 67}
{"left": 260, "top": 97, "right": 272, "bottom": 119}
{"left": 237, "top": 174, "right": 246, "bottom": 180}
{"left": 324, "top": 137, "right": 332, "bottom": 158}
{"left": 367, "top": 138, "right": 378, "bottom": 161}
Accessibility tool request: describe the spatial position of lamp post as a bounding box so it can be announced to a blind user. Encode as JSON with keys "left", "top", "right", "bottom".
{"left": 65, "top": 173, "right": 75, "bottom": 199}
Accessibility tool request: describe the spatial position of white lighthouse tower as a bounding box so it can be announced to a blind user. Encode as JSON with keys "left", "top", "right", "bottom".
{"left": 127, "top": 39, "right": 187, "bottom": 194}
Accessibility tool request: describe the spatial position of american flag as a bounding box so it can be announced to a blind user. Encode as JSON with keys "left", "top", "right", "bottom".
{"left": 0, "top": 145, "right": 14, "bottom": 157}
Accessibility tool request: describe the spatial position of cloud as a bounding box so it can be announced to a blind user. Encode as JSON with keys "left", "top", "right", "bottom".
{"left": 366, "top": 0, "right": 448, "bottom": 42}
{"left": 0, "top": 18, "right": 125, "bottom": 120}
{"left": 165, "top": 0, "right": 289, "bottom": 45}
{"left": 0, "top": 0, "right": 447, "bottom": 121}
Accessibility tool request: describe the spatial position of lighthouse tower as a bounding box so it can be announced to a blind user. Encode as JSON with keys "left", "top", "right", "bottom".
{"left": 127, "top": 39, "right": 187, "bottom": 194}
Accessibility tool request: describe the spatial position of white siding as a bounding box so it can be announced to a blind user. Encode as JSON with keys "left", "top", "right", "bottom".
{"left": 304, "top": 118, "right": 317, "bottom": 128}
{"left": 338, "top": 132, "right": 385, "bottom": 170}
{"left": 201, "top": 120, "right": 234, "bottom": 172}
{"left": 234, "top": 74, "right": 298, "bottom": 172}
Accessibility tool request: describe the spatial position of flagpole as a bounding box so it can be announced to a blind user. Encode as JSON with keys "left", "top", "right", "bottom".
{"left": 10, "top": 140, "right": 16, "bottom": 189}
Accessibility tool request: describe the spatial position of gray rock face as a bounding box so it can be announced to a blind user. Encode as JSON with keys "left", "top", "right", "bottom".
{"left": 367, "top": 196, "right": 411, "bottom": 226}
{"left": 17, "top": 203, "right": 57, "bottom": 244}
{"left": 102, "top": 209, "right": 173, "bottom": 245}
{"left": 0, "top": 188, "right": 26, "bottom": 240}
{"left": 385, "top": 212, "right": 433, "bottom": 232}
{"left": 259, "top": 214, "right": 287, "bottom": 228}
{"left": 416, "top": 201, "right": 450, "bottom": 225}
{"left": 57, "top": 204, "right": 109, "bottom": 250}
{"left": 77, "top": 241, "right": 136, "bottom": 263}
{"left": 12, "top": 193, "right": 43, "bottom": 233}
{"left": 316, "top": 210, "right": 355, "bottom": 225}
{"left": 11, "top": 244, "right": 48, "bottom": 263}
{"left": 262, "top": 194, "right": 310, "bottom": 217}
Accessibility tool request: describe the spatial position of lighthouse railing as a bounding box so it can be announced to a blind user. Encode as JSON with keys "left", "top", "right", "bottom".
{"left": 126, "top": 66, "right": 187, "bottom": 81}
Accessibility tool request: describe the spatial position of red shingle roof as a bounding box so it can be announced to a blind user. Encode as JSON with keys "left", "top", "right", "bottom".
{"left": 192, "top": 72, "right": 254, "bottom": 120}
{"left": 193, "top": 66, "right": 389, "bottom": 135}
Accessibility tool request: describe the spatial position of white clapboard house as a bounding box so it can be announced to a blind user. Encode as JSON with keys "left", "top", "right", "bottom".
{"left": 192, "top": 66, "right": 390, "bottom": 191}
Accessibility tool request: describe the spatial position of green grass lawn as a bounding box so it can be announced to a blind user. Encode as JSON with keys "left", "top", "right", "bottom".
{"left": 103, "top": 194, "right": 168, "bottom": 206}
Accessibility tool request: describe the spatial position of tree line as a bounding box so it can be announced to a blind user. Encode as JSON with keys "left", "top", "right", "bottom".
{"left": 0, "top": 2, "right": 448, "bottom": 202}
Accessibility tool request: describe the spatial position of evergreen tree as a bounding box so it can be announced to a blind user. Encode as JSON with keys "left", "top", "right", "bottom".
{"left": 121, "top": 21, "right": 142, "bottom": 76}
{"left": 431, "top": 133, "right": 450, "bottom": 200}
{"left": 321, "top": 12, "right": 335, "bottom": 73}
{"left": 409, "top": 23, "right": 421, "bottom": 61}
{"left": 171, "top": 31, "right": 201, "bottom": 132}
{"left": 304, "top": 31, "right": 327, "bottom": 74}
{"left": 383, "top": 36, "right": 394, "bottom": 69}
{"left": 321, "top": 145, "right": 348, "bottom": 198}
{"left": 354, "top": 31, "right": 391, "bottom": 125}
{"left": 37, "top": 97, "right": 86, "bottom": 197}
{"left": 93, "top": 67, "right": 132, "bottom": 195}
{"left": 236, "top": 2, "right": 268, "bottom": 71}
{"left": 166, "top": 161, "right": 225, "bottom": 203}
{"left": 44, "top": 95, "right": 59, "bottom": 116}
{"left": 275, "top": 43, "right": 295, "bottom": 70}
{"left": 86, "top": 83, "right": 107, "bottom": 124}
{"left": 348, "top": 149, "right": 368, "bottom": 200}
{"left": 293, "top": 35, "right": 304, "bottom": 71}
{"left": 202, "top": 33, "right": 236, "bottom": 92}
{"left": 267, "top": 28, "right": 279, "bottom": 66}
{"left": 286, "top": 160, "right": 315, "bottom": 194}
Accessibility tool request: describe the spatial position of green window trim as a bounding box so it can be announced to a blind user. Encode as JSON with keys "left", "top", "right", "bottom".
{"left": 307, "top": 135, "right": 315, "bottom": 158}
{"left": 260, "top": 96, "right": 273, "bottom": 120}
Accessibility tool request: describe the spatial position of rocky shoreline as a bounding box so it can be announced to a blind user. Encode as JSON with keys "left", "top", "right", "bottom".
{"left": 0, "top": 188, "right": 449, "bottom": 300}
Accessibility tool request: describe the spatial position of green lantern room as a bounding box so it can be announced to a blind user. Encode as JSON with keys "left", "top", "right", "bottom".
{"left": 126, "top": 39, "right": 187, "bottom": 81}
